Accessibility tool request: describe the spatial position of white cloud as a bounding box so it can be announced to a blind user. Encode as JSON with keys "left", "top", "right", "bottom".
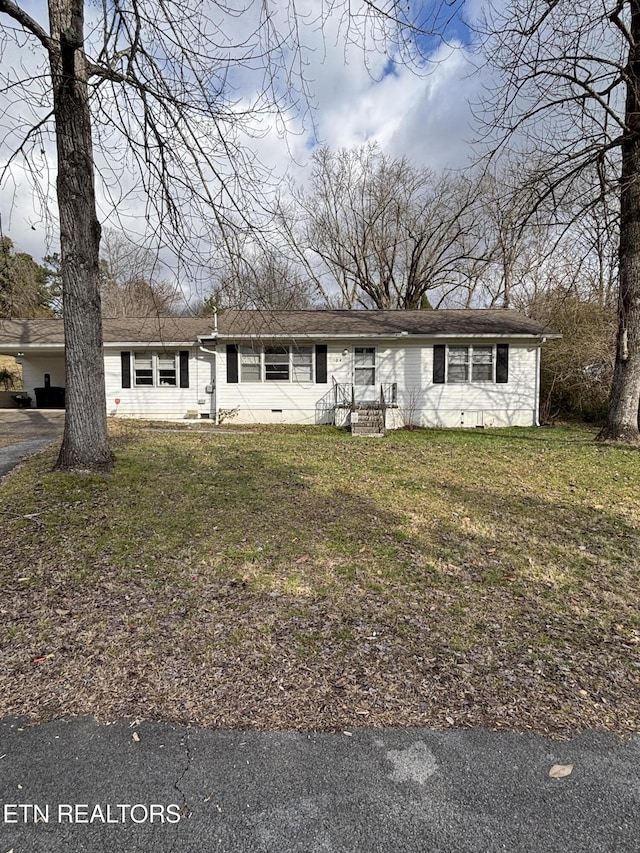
{"left": 1, "top": 0, "right": 487, "bottom": 269}
{"left": 386, "top": 47, "right": 484, "bottom": 171}
{"left": 246, "top": 28, "right": 485, "bottom": 185}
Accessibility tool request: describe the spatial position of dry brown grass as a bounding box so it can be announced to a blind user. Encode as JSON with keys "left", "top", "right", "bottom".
{"left": 0, "top": 422, "right": 638, "bottom": 736}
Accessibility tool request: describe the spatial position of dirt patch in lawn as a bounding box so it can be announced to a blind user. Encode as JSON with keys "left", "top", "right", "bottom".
{"left": 0, "top": 423, "right": 638, "bottom": 737}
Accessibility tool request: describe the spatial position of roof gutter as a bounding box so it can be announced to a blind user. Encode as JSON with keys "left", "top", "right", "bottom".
{"left": 3, "top": 344, "right": 66, "bottom": 353}
{"left": 4, "top": 329, "right": 560, "bottom": 351}
{"left": 199, "top": 332, "right": 559, "bottom": 343}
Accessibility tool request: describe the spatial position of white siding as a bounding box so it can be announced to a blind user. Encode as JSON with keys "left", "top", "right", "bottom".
{"left": 21, "top": 356, "right": 66, "bottom": 400}
{"left": 17, "top": 338, "right": 542, "bottom": 428}
{"left": 104, "top": 348, "right": 213, "bottom": 419}
{"left": 387, "top": 342, "right": 539, "bottom": 428}
{"left": 216, "top": 339, "right": 540, "bottom": 428}
{"left": 216, "top": 345, "right": 331, "bottom": 425}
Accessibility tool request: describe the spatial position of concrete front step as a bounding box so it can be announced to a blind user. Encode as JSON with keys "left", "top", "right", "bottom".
{"left": 351, "top": 404, "right": 385, "bottom": 436}
{"left": 351, "top": 423, "right": 384, "bottom": 436}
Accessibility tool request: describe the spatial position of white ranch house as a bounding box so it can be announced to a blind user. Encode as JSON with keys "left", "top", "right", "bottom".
{"left": 0, "top": 310, "right": 558, "bottom": 431}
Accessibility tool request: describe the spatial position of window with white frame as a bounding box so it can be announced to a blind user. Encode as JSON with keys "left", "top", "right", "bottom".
{"left": 446, "top": 346, "right": 469, "bottom": 383}
{"left": 264, "top": 345, "right": 290, "bottom": 381}
{"left": 292, "top": 346, "right": 313, "bottom": 381}
{"left": 134, "top": 351, "right": 177, "bottom": 386}
{"left": 240, "top": 346, "right": 261, "bottom": 382}
{"left": 354, "top": 347, "right": 376, "bottom": 386}
{"left": 471, "top": 346, "right": 493, "bottom": 381}
{"left": 240, "top": 344, "right": 314, "bottom": 383}
{"left": 134, "top": 352, "right": 154, "bottom": 386}
{"left": 446, "top": 345, "right": 494, "bottom": 383}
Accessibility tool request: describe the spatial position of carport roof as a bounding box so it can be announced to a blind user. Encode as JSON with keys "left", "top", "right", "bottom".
{"left": 0, "top": 310, "right": 558, "bottom": 349}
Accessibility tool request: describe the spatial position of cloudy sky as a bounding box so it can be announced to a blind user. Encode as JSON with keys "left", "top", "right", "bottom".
{"left": 0, "top": 0, "right": 487, "bottom": 273}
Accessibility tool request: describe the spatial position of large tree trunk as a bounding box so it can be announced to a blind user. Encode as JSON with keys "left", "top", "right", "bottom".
{"left": 48, "top": 0, "right": 114, "bottom": 470}
{"left": 598, "top": 1, "right": 640, "bottom": 443}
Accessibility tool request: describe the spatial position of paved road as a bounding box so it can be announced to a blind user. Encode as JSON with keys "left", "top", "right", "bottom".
{"left": 0, "top": 410, "right": 64, "bottom": 478}
{"left": 0, "top": 718, "right": 638, "bottom": 852}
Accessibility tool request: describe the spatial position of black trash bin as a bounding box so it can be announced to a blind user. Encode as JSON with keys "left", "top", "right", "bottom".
{"left": 34, "top": 386, "right": 66, "bottom": 408}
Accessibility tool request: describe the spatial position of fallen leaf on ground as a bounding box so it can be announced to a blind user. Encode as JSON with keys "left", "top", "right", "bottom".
{"left": 549, "top": 764, "right": 573, "bottom": 779}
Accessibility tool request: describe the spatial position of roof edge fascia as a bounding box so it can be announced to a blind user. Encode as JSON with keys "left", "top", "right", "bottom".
{"left": 201, "top": 332, "right": 559, "bottom": 342}
{"left": 3, "top": 332, "right": 561, "bottom": 351}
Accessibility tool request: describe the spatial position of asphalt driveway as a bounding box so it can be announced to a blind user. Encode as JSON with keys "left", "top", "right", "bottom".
{"left": 0, "top": 409, "right": 64, "bottom": 477}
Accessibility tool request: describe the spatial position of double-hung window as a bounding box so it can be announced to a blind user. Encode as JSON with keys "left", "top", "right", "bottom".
{"left": 264, "top": 346, "right": 290, "bottom": 381}
{"left": 134, "top": 352, "right": 154, "bottom": 386}
{"left": 447, "top": 346, "right": 469, "bottom": 383}
{"left": 240, "top": 346, "right": 261, "bottom": 382}
{"left": 239, "top": 345, "right": 314, "bottom": 383}
{"left": 354, "top": 347, "right": 376, "bottom": 386}
{"left": 158, "top": 353, "right": 177, "bottom": 386}
{"left": 134, "top": 351, "right": 177, "bottom": 387}
{"left": 447, "top": 345, "right": 495, "bottom": 383}
{"left": 438, "top": 345, "right": 499, "bottom": 384}
{"left": 471, "top": 346, "right": 493, "bottom": 382}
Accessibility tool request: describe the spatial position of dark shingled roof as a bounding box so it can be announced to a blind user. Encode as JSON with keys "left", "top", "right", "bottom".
{"left": 0, "top": 317, "right": 209, "bottom": 347}
{"left": 211, "top": 309, "right": 555, "bottom": 338}
{"left": 0, "top": 310, "right": 557, "bottom": 348}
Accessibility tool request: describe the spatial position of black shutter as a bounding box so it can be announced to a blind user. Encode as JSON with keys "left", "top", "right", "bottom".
{"left": 433, "top": 345, "right": 445, "bottom": 384}
{"left": 226, "top": 344, "right": 239, "bottom": 383}
{"left": 121, "top": 351, "right": 131, "bottom": 388}
{"left": 179, "top": 350, "right": 189, "bottom": 388}
{"left": 496, "top": 344, "right": 509, "bottom": 383}
{"left": 315, "top": 344, "right": 327, "bottom": 383}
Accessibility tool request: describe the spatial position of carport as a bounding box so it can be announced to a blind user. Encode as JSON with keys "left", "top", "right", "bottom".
{"left": 0, "top": 319, "right": 66, "bottom": 410}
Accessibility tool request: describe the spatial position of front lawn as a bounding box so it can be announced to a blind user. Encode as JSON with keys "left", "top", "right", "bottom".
{"left": 1, "top": 423, "right": 638, "bottom": 736}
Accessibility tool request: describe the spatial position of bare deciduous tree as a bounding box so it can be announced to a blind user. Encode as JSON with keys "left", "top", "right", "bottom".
{"left": 201, "top": 231, "right": 317, "bottom": 311}
{"left": 99, "top": 230, "right": 179, "bottom": 318}
{"left": 0, "top": 0, "right": 462, "bottom": 470}
{"left": 480, "top": 0, "right": 640, "bottom": 442}
{"left": 284, "top": 144, "right": 480, "bottom": 309}
{"left": 462, "top": 165, "right": 554, "bottom": 310}
{"left": 529, "top": 290, "right": 616, "bottom": 423}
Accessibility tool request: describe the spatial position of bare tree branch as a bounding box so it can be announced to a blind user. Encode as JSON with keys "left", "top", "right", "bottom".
{"left": 478, "top": 0, "right": 640, "bottom": 442}
{"left": 0, "top": 0, "right": 53, "bottom": 50}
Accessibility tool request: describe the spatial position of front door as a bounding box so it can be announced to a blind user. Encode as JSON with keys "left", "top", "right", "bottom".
{"left": 353, "top": 346, "right": 377, "bottom": 404}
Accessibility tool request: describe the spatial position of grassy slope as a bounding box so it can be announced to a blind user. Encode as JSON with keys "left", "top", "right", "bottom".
{"left": 1, "top": 423, "right": 638, "bottom": 736}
